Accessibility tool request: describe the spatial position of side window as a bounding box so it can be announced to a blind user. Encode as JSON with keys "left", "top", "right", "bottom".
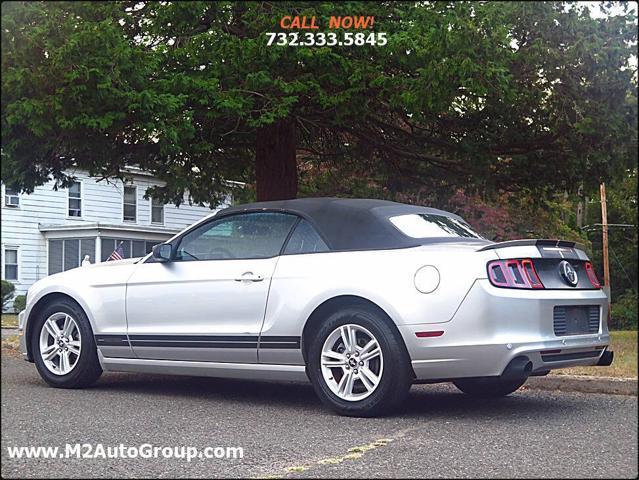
{"left": 283, "top": 219, "right": 329, "bottom": 255}
{"left": 176, "top": 212, "right": 297, "bottom": 261}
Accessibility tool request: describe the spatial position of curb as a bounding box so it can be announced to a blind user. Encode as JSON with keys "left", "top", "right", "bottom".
{"left": 525, "top": 374, "right": 638, "bottom": 396}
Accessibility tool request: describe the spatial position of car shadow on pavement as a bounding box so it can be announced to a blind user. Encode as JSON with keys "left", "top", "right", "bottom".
{"left": 402, "top": 386, "right": 570, "bottom": 419}
{"left": 67, "top": 371, "right": 584, "bottom": 419}
{"left": 90, "top": 372, "right": 323, "bottom": 409}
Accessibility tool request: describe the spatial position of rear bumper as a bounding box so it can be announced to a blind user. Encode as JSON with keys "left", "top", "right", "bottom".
{"left": 400, "top": 279, "right": 611, "bottom": 381}
{"left": 407, "top": 336, "right": 610, "bottom": 381}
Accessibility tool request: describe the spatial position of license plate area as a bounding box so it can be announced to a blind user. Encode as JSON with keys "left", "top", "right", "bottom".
{"left": 553, "top": 305, "right": 599, "bottom": 336}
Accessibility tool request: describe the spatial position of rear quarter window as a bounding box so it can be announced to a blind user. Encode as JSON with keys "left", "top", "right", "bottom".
{"left": 389, "top": 214, "right": 482, "bottom": 239}
{"left": 283, "top": 219, "right": 329, "bottom": 254}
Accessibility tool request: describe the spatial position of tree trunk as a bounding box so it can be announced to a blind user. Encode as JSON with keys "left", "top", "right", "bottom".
{"left": 255, "top": 118, "right": 297, "bottom": 201}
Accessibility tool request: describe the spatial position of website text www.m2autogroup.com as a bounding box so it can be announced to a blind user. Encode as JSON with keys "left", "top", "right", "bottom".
{"left": 5, "top": 443, "right": 244, "bottom": 462}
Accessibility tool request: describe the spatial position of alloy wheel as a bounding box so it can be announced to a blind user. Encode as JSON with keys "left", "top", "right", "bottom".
{"left": 39, "top": 312, "right": 82, "bottom": 375}
{"left": 320, "top": 323, "right": 384, "bottom": 401}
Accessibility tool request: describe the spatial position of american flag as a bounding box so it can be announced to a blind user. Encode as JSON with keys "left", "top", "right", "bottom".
{"left": 107, "top": 242, "right": 125, "bottom": 261}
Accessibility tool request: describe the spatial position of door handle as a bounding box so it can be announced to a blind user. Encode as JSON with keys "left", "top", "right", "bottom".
{"left": 235, "top": 272, "right": 264, "bottom": 282}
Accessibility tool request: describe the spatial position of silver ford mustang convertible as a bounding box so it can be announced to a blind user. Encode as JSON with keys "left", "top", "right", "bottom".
{"left": 18, "top": 198, "right": 613, "bottom": 416}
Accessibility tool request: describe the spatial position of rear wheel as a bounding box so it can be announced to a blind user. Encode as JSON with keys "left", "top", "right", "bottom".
{"left": 31, "top": 298, "right": 102, "bottom": 388}
{"left": 453, "top": 377, "right": 527, "bottom": 398}
{"left": 306, "top": 305, "right": 412, "bottom": 417}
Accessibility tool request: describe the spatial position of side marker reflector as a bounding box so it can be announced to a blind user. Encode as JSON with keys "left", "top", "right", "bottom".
{"left": 415, "top": 331, "right": 444, "bottom": 338}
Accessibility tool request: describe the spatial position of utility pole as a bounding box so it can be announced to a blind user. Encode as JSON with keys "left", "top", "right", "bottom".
{"left": 576, "top": 184, "right": 584, "bottom": 228}
{"left": 600, "top": 183, "right": 611, "bottom": 302}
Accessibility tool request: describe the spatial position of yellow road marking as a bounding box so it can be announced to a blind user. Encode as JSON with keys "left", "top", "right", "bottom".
{"left": 262, "top": 438, "right": 394, "bottom": 478}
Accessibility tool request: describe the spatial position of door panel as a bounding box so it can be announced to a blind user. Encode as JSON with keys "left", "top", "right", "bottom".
{"left": 126, "top": 258, "right": 277, "bottom": 363}
{"left": 125, "top": 212, "right": 298, "bottom": 363}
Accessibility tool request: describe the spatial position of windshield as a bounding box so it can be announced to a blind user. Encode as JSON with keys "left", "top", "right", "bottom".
{"left": 389, "top": 214, "right": 483, "bottom": 239}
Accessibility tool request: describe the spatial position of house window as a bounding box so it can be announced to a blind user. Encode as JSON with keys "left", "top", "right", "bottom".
{"left": 101, "top": 238, "right": 161, "bottom": 262}
{"left": 101, "top": 238, "right": 117, "bottom": 261}
{"left": 123, "top": 186, "right": 137, "bottom": 222}
{"left": 101, "top": 237, "right": 162, "bottom": 262}
{"left": 145, "top": 241, "right": 157, "bottom": 254}
{"left": 4, "top": 248, "right": 18, "bottom": 280}
{"left": 151, "top": 197, "right": 164, "bottom": 224}
{"left": 49, "top": 241, "right": 63, "bottom": 274}
{"left": 63, "top": 240, "right": 80, "bottom": 271}
{"left": 68, "top": 181, "right": 82, "bottom": 217}
{"left": 48, "top": 238, "right": 96, "bottom": 275}
{"left": 4, "top": 186, "right": 19, "bottom": 207}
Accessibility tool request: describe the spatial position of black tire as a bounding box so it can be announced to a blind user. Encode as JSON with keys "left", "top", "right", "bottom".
{"left": 306, "top": 305, "right": 413, "bottom": 417}
{"left": 31, "top": 298, "right": 102, "bottom": 388}
{"left": 453, "top": 376, "right": 527, "bottom": 398}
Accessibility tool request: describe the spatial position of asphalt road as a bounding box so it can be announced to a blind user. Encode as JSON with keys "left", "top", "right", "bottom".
{"left": 1, "top": 353, "right": 637, "bottom": 479}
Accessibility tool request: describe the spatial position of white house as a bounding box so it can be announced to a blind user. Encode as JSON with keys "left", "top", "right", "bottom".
{"left": 1, "top": 168, "right": 224, "bottom": 310}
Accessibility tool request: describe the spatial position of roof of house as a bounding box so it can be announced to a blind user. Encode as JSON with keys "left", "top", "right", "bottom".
{"left": 217, "top": 197, "right": 477, "bottom": 251}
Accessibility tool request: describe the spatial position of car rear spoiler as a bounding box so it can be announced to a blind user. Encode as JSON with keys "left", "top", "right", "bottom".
{"left": 477, "top": 239, "right": 586, "bottom": 252}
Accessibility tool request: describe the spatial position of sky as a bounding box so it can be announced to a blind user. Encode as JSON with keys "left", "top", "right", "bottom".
{"left": 581, "top": 2, "right": 638, "bottom": 68}
{"left": 581, "top": 1, "right": 638, "bottom": 18}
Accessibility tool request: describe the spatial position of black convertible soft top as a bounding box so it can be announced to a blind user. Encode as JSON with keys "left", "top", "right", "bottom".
{"left": 217, "top": 197, "right": 485, "bottom": 251}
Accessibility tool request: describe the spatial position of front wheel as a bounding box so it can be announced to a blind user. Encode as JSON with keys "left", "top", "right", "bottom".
{"left": 306, "top": 306, "right": 412, "bottom": 417}
{"left": 31, "top": 298, "right": 102, "bottom": 388}
{"left": 453, "top": 377, "right": 527, "bottom": 398}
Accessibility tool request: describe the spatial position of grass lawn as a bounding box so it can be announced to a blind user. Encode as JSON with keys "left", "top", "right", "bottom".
{"left": 1, "top": 314, "right": 18, "bottom": 328}
{"left": 1, "top": 314, "right": 20, "bottom": 356}
{"left": 1, "top": 334, "right": 20, "bottom": 356}
{"left": 551, "top": 330, "right": 637, "bottom": 379}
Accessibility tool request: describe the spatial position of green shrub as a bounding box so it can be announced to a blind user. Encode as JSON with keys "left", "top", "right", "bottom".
{"left": 1, "top": 280, "right": 15, "bottom": 311}
{"left": 611, "top": 290, "right": 638, "bottom": 331}
{"left": 13, "top": 294, "right": 26, "bottom": 313}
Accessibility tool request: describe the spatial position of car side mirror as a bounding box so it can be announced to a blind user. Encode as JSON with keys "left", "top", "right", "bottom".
{"left": 152, "top": 243, "right": 173, "bottom": 262}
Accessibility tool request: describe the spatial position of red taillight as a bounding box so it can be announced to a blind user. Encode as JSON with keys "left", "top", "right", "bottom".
{"left": 584, "top": 262, "right": 601, "bottom": 289}
{"left": 505, "top": 259, "right": 527, "bottom": 286}
{"left": 521, "top": 259, "right": 544, "bottom": 289}
{"left": 487, "top": 259, "right": 545, "bottom": 289}
{"left": 488, "top": 261, "right": 510, "bottom": 287}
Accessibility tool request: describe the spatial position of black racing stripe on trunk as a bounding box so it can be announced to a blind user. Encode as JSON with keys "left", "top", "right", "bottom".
{"left": 478, "top": 239, "right": 585, "bottom": 253}
{"left": 536, "top": 246, "right": 580, "bottom": 260}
